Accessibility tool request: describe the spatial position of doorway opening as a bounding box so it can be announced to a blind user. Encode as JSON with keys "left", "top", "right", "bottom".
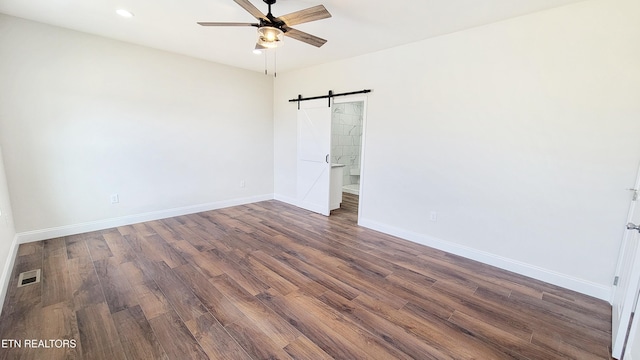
{"left": 331, "top": 97, "right": 367, "bottom": 222}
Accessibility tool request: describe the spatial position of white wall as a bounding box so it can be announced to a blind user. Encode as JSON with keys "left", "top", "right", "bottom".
{"left": 0, "top": 145, "right": 16, "bottom": 311}
{"left": 274, "top": 0, "right": 640, "bottom": 299}
{"left": 0, "top": 14, "right": 274, "bottom": 236}
{"left": 331, "top": 102, "right": 363, "bottom": 186}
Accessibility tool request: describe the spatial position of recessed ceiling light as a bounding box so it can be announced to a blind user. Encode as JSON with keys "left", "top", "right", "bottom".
{"left": 116, "top": 9, "right": 134, "bottom": 18}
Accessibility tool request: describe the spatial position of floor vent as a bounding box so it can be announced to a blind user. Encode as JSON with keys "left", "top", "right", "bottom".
{"left": 17, "top": 269, "right": 41, "bottom": 288}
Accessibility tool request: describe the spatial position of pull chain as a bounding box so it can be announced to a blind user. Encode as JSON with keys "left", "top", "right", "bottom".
{"left": 262, "top": 48, "right": 277, "bottom": 77}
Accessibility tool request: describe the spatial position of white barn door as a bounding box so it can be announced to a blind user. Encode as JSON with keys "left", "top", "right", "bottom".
{"left": 297, "top": 99, "right": 331, "bottom": 216}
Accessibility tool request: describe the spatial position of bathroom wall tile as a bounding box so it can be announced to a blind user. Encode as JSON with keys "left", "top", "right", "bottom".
{"left": 331, "top": 101, "right": 363, "bottom": 187}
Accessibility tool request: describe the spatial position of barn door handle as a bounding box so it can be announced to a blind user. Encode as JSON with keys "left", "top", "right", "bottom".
{"left": 326, "top": 154, "right": 329, "bottom": 163}
{"left": 627, "top": 222, "right": 640, "bottom": 232}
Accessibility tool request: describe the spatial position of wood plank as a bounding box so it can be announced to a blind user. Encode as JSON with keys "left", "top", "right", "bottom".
{"left": 448, "top": 310, "right": 560, "bottom": 359}
{"left": 257, "top": 289, "right": 402, "bottom": 359}
{"left": 16, "top": 241, "right": 42, "bottom": 257}
{"left": 318, "top": 290, "right": 447, "bottom": 359}
{"left": 542, "top": 291, "right": 610, "bottom": 318}
{"left": 112, "top": 305, "right": 168, "bottom": 360}
{"left": 283, "top": 336, "right": 333, "bottom": 360}
{"left": 171, "top": 240, "right": 225, "bottom": 278}
{"left": 118, "top": 260, "right": 154, "bottom": 286}
{"left": 475, "top": 283, "right": 610, "bottom": 345}
{"left": 0, "top": 276, "right": 42, "bottom": 317}
{"left": 0, "top": 301, "right": 77, "bottom": 360}
{"left": 148, "top": 310, "right": 209, "bottom": 360}
{"left": 123, "top": 233, "right": 163, "bottom": 264}
{"left": 142, "top": 234, "right": 187, "bottom": 269}
{"left": 170, "top": 224, "right": 216, "bottom": 252}
{"left": 85, "top": 234, "right": 114, "bottom": 261}
{"left": 42, "top": 238, "right": 71, "bottom": 307}
{"left": 273, "top": 252, "right": 359, "bottom": 300}
{"left": 173, "top": 264, "right": 244, "bottom": 326}
{"left": 147, "top": 220, "right": 184, "bottom": 244}
{"left": 250, "top": 250, "right": 329, "bottom": 297}
{"left": 132, "top": 281, "right": 173, "bottom": 320}
{"left": 205, "top": 247, "right": 270, "bottom": 296}
{"left": 509, "top": 289, "right": 610, "bottom": 333}
{"left": 131, "top": 222, "right": 157, "bottom": 236}
{"left": 224, "top": 314, "right": 295, "bottom": 360}
{"left": 27, "top": 301, "right": 81, "bottom": 360}
{"left": 419, "top": 278, "right": 535, "bottom": 341}
{"left": 227, "top": 250, "right": 299, "bottom": 296}
{"left": 273, "top": 235, "right": 408, "bottom": 309}
{"left": 76, "top": 303, "right": 127, "bottom": 360}
{"left": 211, "top": 274, "right": 301, "bottom": 348}
{"left": 145, "top": 260, "right": 208, "bottom": 322}
{"left": 65, "top": 235, "right": 90, "bottom": 259}
{"left": 531, "top": 327, "right": 611, "bottom": 359}
{"left": 383, "top": 274, "right": 451, "bottom": 320}
{"left": 185, "top": 312, "right": 252, "bottom": 360}
{"left": 68, "top": 256, "right": 105, "bottom": 310}
{"left": 401, "top": 301, "right": 516, "bottom": 359}
{"left": 101, "top": 230, "right": 136, "bottom": 264}
{"left": 93, "top": 257, "right": 138, "bottom": 314}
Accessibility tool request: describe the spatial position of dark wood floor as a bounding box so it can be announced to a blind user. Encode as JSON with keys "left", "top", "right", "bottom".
{"left": 0, "top": 194, "right": 612, "bottom": 359}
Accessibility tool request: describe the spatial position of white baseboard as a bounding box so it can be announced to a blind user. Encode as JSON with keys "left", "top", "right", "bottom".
{"left": 16, "top": 193, "right": 274, "bottom": 244}
{"left": 273, "top": 194, "right": 299, "bottom": 207}
{"left": 358, "top": 217, "right": 612, "bottom": 302}
{"left": 0, "top": 234, "right": 19, "bottom": 317}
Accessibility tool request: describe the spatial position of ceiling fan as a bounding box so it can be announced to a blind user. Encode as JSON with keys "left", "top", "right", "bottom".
{"left": 198, "top": 0, "right": 331, "bottom": 49}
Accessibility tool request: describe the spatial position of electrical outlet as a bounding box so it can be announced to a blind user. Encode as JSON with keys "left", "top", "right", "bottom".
{"left": 110, "top": 194, "right": 119, "bottom": 204}
{"left": 240, "top": 180, "right": 246, "bottom": 188}
{"left": 430, "top": 211, "right": 438, "bottom": 222}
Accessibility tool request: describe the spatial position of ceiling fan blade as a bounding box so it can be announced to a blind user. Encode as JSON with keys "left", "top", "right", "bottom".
{"left": 233, "top": 0, "right": 268, "bottom": 21}
{"left": 255, "top": 43, "right": 267, "bottom": 50}
{"left": 277, "top": 5, "right": 331, "bottom": 26}
{"left": 198, "top": 22, "right": 259, "bottom": 27}
{"left": 284, "top": 28, "right": 327, "bottom": 48}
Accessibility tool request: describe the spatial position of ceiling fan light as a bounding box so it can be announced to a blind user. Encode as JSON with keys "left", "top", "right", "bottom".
{"left": 257, "top": 26, "right": 284, "bottom": 48}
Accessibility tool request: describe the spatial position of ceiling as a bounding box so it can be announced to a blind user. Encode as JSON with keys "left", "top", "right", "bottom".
{"left": 0, "top": 0, "right": 587, "bottom": 73}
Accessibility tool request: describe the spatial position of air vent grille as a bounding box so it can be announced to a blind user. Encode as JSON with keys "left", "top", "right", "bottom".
{"left": 17, "top": 269, "right": 41, "bottom": 287}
